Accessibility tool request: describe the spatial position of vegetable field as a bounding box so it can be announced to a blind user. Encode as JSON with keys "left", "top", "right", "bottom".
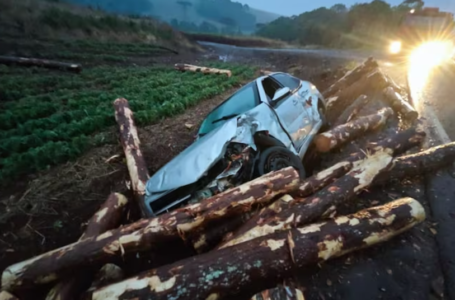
{"left": 0, "top": 62, "right": 255, "bottom": 183}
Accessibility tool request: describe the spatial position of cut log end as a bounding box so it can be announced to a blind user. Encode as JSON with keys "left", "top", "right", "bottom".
{"left": 313, "top": 134, "right": 332, "bottom": 153}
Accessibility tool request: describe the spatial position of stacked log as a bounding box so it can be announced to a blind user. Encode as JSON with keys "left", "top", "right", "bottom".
{"left": 45, "top": 193, "right": 129, "bottom": 300}
{"left": 1, "top": 168, "right": 300, "bottom": 291}
{"left": 0, "top": 56, "right": 82, "bottom": 73}
{"left": 91, "top": 198, "right": 425, "bottom": 300}
{"left": 313, "top": 107, "right": 393, "bottom": 153}
{"left": 332, "top": 94, "right": 369, "bottom": 127}
{"left": 383, "top": 86, "right": 418, "bottom": 121}
{"left": 174, "top": 63, "right": 232, "bottom": 77}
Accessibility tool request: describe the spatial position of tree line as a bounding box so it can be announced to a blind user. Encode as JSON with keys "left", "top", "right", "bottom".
{"left": 256, "top": 0, "right": 427, "bottom": 48}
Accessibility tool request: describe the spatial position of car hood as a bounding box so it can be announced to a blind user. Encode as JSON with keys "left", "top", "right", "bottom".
{"left": 145, "top": 103, "right": 295, "bottom": 195}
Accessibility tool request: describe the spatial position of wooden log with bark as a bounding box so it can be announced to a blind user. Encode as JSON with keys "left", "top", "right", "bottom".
{"left": 323, "top": 57, "right": 378, "bottom": 98}
{"left": 91, "top": 197, "right": 425, "bottom": 300}
{"left": 45, "top": 193, "right": 129, "bottom": 300}
{"left": 89, "top": 264, "right": 124, "bottom": 291}
{"left": 332, "top": 95, "right": 369, "bottom": 127}
{"left": 1, "top": 168, "right": 299, "bottom": 291}
{"left": 250, "top": 286, "right": 305, "bottom": 300}
{"left": 383, "top": 86, "right": 418, "bottom": 121}
{"left": 314, "top": 107, "right": 394, "bottom": 153}
{"left": 374, "top": 141, "right": 455, "bottom": 185}
{"left": 174, "top": 63, "right": 232, "bottom": 77}
{"left": 0, "top": 291, "right": 18, "bottom": 300}
{"left": 114, "top": 98, "right": 150, "bottom": 215}
{"left": 325, "top": 69, "right": 389, "bottom": 123}
{"left": 219, "top": 150, "right": 393, "bottom": 248}
{"left": 0, "top": 56, "right": 82, "bottom": 73}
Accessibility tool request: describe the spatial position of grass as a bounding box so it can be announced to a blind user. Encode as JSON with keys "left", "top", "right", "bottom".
{"left": 0, "top": 62, "right": 255, "bottom": 184}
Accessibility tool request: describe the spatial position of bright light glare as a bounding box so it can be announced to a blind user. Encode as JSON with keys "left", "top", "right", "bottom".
{"left": 389, "top": 41, "right": 402, "bottom": 54}
{"left": 408, "top": 41, "right": 455, "bottom": 107}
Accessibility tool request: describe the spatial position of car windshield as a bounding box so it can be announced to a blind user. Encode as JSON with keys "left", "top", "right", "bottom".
{"left": 198, "top": 82, "right": 259, "bottom": 135}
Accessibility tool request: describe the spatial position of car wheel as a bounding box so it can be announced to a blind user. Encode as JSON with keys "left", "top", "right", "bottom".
{"left": 257, "top": 146, "right": 306, "bottom": 179}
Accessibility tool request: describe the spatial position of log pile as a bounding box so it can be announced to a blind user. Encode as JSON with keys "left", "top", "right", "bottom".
{"left": 174, "top": 63, "right": 232, "bottom": 77}
{"left": 3, "top": 58, "right": 455, "bottom": 300}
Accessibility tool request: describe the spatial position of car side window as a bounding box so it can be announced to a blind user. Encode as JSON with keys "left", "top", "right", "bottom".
{"left": 261, "top": 77, "right": 282, "bottom": 100}
{"left": 272, "top": 73, "right": 301, "bottom": 91}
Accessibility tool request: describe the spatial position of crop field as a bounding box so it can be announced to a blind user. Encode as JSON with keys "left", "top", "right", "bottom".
{"left": 0, "top": 61, "right": 255, "bottom": 184}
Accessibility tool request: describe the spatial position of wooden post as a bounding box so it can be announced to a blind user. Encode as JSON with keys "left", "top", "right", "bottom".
{"left": 174, "top": 64, "right": 232, "bottom": 77}
{"left": 0, "top": 56, "right": 82, "bottom": 73}
{"left": 314, "top": 107, "right": 393, "bottom": 153}
{"left": 91, "top": 198, "right": 425, "bottom": 300}
{"left": 1, "top": 168, "right": 299, "bottom": 291}
{"left": 45, "top": 193, "right": 129, "bottom": 300}
{"left": 113, "top": 98, "right": 150, "bottom": 216}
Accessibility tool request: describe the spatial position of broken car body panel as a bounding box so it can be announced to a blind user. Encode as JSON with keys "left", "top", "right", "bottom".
{"left": 145, "top": 73, "right": 325, "bottom": 216}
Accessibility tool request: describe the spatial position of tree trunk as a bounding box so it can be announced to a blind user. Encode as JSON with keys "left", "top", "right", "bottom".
{"left": 174, "top": 64, "right": 232, "bottom": 77}
{"left": 325, "top": 69, "right": 389, "bottom": 123}
{"left": 383, "top": 87, "right": 418, "bottom": 121}
{"left": 314, "top": 107, "right": 394, "bottom": 153}
{"left": 250, "top": 287, "right": 305, "bottom": 300}
{"left": 91, "top": 197, "right": 425, "bottom": 300}
{"left": 113, "top": 98, "right": 150, "bottom": 216}
{"left": 323, "top": 57, "right": 378, "bottom": 98}
{"left": 45, "top": 193, "right": 129, "bottom": 300}
{"left": 0, "top": 56, "right": 82, "bottom": 73}
{"left": 0, "top": 291, "right": 19, "bottom": 300}
{"left": 1, "top": 168, "right": 299, "bottom": 291}
{"left": 220, "top": 151, "right": 392, "bottom": 248}
{"left": 374, "top": 141, "right": 455, "bottom": 185}
{"left": 332, "top": 95, "right": 369, "bottom": 127}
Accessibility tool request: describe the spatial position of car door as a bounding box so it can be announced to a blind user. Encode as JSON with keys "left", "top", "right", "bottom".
{"left": 267, "top": 73, "right": 313, "bottom": 152}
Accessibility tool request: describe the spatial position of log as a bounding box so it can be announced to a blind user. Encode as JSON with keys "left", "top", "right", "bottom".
{"left": 325, "top": 69, "right": 389, "bottom": 123}
{"left": 314, "top": 107, "right": 394, "bottom": 153}
{"left": 91, "top": 197, "right": 425, "bottom": 300}
{"left": 220, "top": 151, "right": 393, "bottom": 248}
{"left": 174, "top": 63, "right": 232, "bottom": 77}
{"left": 0, "top": 291, "right": 18, "bottom": 300}
{"left": 332, "top": 94, "right": 369, "bottom": 127}
{"left": 45, "top": 193, "right": 129, "bottom": 300}
{"left": 383, "top": 87, "right": 418, "bottom": 121}
{"left": 374, "top": 141, "right": 455, "bottom": 184}
{"left": 1, "top": 168, "right": 299, "bottom": 290}
{"left": 0, "top": 56, "right": 81, "bottom": 73}
{"left": 260, "top": 70, "right": 274, "bottom": 76}
{"left": 113, "top": 98, "right": 150, "bottom": 216}
{"left": 323, "top": 57, "right": 378, "bottom": 98}
{"left": 250, "top": 287, "right": 305, "bottom": 300}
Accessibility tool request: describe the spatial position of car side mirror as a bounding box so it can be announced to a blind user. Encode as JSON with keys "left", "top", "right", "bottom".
{"left": 272, "top": 87, "right": 291, "bottom": 102}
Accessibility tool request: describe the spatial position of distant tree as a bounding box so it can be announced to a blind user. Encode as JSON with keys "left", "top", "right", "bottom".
{"left": 176, "top": 1, "right": 192, "bottom": 20}
{"left": 400, "top": 0, "right": 425, "bottom": 10}
{"left": 330, "top": 4, "right": 348, "bottom": 14}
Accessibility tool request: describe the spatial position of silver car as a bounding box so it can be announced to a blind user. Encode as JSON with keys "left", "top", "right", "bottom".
{"left": 143, "top": 72, "right": 326, "bottom": 216}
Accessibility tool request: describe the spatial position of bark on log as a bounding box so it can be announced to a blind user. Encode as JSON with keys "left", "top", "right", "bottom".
{"left": 250, "top": 287, "right": 305, "bottom": 300}
{"left": 220, "top": 151, "right": 393, "bottom": 248}
{"left": 45, "top": 193, "right": 129, "bottom": 300}
{"left": 323, "top": 57, "right": 378, "bottom": 98}
{"left": 113, "top": 98, "right": 150, "bottom": 215}
{"left": 91, "top": 197, "right": 425, "bottom": 300}
{"left": 90, "top": 264, "right": 124, "bottom": 290}
{"left": 332, "top": 95, "right": 369, "bottom": 127}
{"left": 374, "top": 141, "right": 455, "bottom": 185}
{"left": 1, "top": 168, "right": 299, "bottom": 290}
{"left": 314, "top": 107, "right": 394, "bottom": 153}
{"left": 0, "top": 56, "right": 81, "bottom": 73}
{"left": 383, "top": 87, "right": 418, "bottom": 121}
{"left": 174, "top": 63, "right": 232, "bottom": 77}
{"left": 325, "top": 69, "right": 389, "bottom": 123}
{"left": 0, "top": 291, "right": 18, "bottom": 300}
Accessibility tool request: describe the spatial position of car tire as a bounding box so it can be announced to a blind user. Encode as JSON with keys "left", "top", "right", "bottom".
{"left": 257, "top": 146, "right": 306, "bottom": 179}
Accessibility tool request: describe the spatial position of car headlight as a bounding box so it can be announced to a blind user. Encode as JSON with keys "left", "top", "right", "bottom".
{"left": 389, "top": 41, "right": 402, "bottom": 54}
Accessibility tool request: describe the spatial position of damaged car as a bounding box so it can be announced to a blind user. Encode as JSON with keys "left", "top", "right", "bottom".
{"left": 144, "top": 72, "right": 326, "bottom": 217}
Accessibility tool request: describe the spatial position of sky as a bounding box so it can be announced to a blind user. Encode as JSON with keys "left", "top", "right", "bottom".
{"left": 237, "top": 0, "right": 455, "bottom": 16}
